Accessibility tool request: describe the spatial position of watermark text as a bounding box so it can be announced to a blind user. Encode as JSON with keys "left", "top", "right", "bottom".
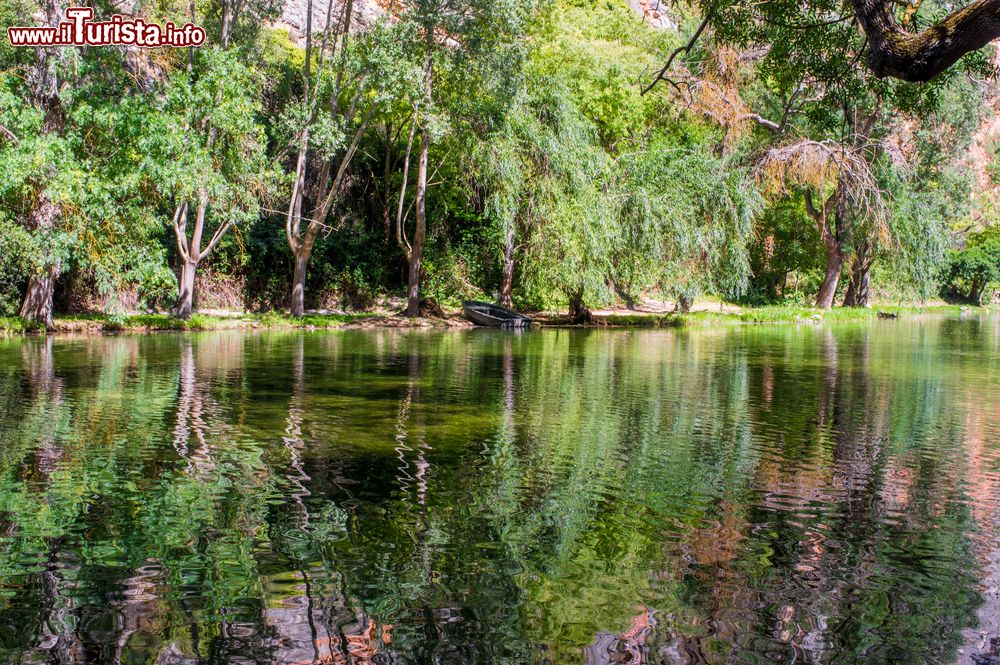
{"left": 7, "top": 7, "right": 206, "bottom": 47}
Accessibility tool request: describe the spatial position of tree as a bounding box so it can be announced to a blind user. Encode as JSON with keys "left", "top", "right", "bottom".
{"left": 282, "top": 0, "right": 417, "bottom": 317}
{"left": 0, "top": 0, "right": 174, "bottom": 325}
{"left": 129, "top": 0, "right": 281, "bottom": 320}
{"left": 759, "top": 131, "right": 887, "bottom": 309}
{"left": 946, "top": 226, "right": 1000, "bottom": 303}
{"left": 393, "top": 0, "right": 531, "bottom": 317}
{"left": 844, "top": 90, "right": 979, "bottom": 307}
{"left": 850, "top": 0, "right": 1000, "bottom": 82}
{"left": 649, "top": 0, "right": 998, "bottom": 93}
{"left": 487, "top": 79, "right": 617, "bottom": 320}
{"left": 666, "top": 1, "right": 982, "bottom": 309}
{"left": 615, "top": 136, "right": 762, "bottom": 311}
{"left": 150, "top": 50, "right": 271, "bottom": 319}
{"left": 474, "top": 78, "right": 594, "bottom": 309}
{"left": 0, "top": 0, "right": 74, "bottom": 327}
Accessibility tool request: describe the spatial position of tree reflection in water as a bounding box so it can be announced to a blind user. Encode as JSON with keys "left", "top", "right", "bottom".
{"left": 0, "top": 317, "right": 996, "bottom": 663}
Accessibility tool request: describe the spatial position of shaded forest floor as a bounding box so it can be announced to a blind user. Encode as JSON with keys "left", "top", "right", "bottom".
{"left": 0, "top": 302, "right": 993, "bottom": 335}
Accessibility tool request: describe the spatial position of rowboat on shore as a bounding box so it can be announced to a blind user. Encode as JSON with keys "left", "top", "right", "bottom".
{"left": 462, "top": 301, "right": 533, "bottom": 328}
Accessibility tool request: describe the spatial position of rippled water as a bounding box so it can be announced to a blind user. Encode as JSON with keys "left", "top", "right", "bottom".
{"left": 0, "top": 316, "right": 998, "bottom": 664}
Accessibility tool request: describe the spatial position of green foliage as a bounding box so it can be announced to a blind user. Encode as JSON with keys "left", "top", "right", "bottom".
{"left": 0, "top": 0, "right": 992, "bottom": 320}
{"left": 704, "top": 0, "right": 989, "bottom": 116}
{"left": 745, "top": 199, "right": 825, "bottom": 305}
{"left": 946, "top": 227, "right": 1000, "bottom": 303}
{"left": 143, "top": 48, "right": 273, "bottom": 230}
{"left": 0, "top": 217, "right": 33, "bottom": 315}
{"left": 616, "top": 136, "right": 763, "bottom": 301}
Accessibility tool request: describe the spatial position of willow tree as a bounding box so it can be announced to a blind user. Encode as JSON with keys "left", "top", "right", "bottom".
{"left": 651, "top": 0, "right": 986, "bottom": 308}
{"left": 509, "top": 102, "right": 618, "bottom": 321}
{"left": 474, "top": 78, "right": 598, "bottom": 309}
{"left": 758, "top": 134, "right": 888, "bottom": 308}
{"left": 621, "top": 143, "right": 762, "bottom": 311}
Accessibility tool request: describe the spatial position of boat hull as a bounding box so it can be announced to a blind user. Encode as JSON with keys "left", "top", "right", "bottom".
{"left": 462, "top": 301, "right": 533, "bottom": 328}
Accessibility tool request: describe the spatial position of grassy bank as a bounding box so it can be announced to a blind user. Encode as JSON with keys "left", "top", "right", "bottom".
{"left": 0, "top": 304, "right": 993, "bottom": 336}
{"left": 591, "top": 304, "right": 991, "bottom": 327}
{"left": 0, "top": 312, "right": 369, "bottom": 335}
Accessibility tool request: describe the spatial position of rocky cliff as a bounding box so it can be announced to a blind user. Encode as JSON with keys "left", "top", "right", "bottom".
{"left": 276, "top": 0, "right": 386, "bottom": 43}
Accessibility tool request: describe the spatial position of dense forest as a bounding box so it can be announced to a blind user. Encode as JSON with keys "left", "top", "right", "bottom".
{"left": 2, "top": 0, "right": 1000, "bottom": 327}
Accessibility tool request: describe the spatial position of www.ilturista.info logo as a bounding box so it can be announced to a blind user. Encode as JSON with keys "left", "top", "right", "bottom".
{"left": 7, "top": 7, "right": 205, "bottom": 47}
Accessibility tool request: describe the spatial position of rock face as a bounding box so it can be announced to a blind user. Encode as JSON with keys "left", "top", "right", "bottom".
{"left": 628, "top": 0, "right": 677, "bottom": 30}
{"left": 278, "top": 0, "right": 673, "bottom": 42}
{"left": 277, "top": 0, "right": 386, "bottom": 43}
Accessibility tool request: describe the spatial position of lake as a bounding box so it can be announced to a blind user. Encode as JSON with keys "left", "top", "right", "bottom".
{"left": 0, "top": 315, "right": 998, "bottom": 664}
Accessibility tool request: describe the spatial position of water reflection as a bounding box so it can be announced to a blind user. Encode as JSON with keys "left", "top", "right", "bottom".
{"left": 0, "top": 317, "right": 997, "bottom": 663}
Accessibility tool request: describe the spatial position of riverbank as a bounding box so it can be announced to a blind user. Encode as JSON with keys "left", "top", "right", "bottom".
{"left": 0, "top": 303, "right": 992, "bottom": 336}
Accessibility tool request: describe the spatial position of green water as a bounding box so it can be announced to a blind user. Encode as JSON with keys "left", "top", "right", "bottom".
{"left": 0, "top": 316, "right": 998, "bottom": 664}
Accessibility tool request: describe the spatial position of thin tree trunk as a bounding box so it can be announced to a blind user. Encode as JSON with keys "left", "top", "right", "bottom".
{"left": 969, "top": 278, "right": 984, "bottom": 304}
{"left": 176, "top": 258, "right": 198, "bottom": 319}
{"left": 383, "top": 124, "right": 394, "bottom": 246}
{"left": 499, "top": 230, "right": 515, "bottom": 308}
{"left": 816, "top": 247, "right": 845, "bottom": 309}
{"left": 405, "top": 236, "right": 423, "bottom": 317}
{"left": 843, "top": 243, "right": 873, "bottom": 308}
{"left": 173, "top": 192, "right": 216, "bottom": 320}
{"left": 805, "top": 186, "right": 847, "bottom": 310}
{"left": 405, "top": 50, "right": 432, "bottom": 319}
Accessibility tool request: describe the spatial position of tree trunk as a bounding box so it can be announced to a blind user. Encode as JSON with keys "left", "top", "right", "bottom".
{"left": 815, "top": 247, "right": 845, "bottom": 309}
{"left": 842, "top": 275, "right": 858, "bottom": 307}
{"left": 405, "top": 54, "right": 432, "bottom": 319}
{"left": 289, "top": 244, "right": 313, "bottom": 318}
{"left": 405, "top": 234, "right": 423, "bottom": 318}
{"left": 499, "top": 232, "right": 515, "bottom": 308}
{"left": 20, "top": 30, "right": 65, "bottom": 331}
{"left": 854, "top": 263, "right": 871, "bottom": 307}
{"left": 175, "top": 259, "right": 197, "bottom": 319}
{"left": 20, "top": 264, "right": 58, "bottom": 328}
{"left": 568, "top": 289, "right": 591, "bottom": 324}
{"left": 969, "top": 278, "right": 984, "bottom": 304}
{"left": 843, "top": 243, "right": 873, "bottom": 308}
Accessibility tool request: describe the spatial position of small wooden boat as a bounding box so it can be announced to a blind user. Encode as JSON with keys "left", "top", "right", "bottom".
{"left": 463, "top": 301, "right": 533, "bottom": 328}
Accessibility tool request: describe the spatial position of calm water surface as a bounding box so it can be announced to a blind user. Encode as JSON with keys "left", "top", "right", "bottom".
{"left": 0, "top": 316, "right": 998, "bottom": 664}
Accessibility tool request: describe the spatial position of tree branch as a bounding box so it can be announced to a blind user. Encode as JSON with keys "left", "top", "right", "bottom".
{"left": 642, "top": 12, "right": 711, "bottom": 95}
{"left": 741, "top": 113, "right": 782, "bottom": 133}
{"left": 0, "top": 123, "right": 18, "bottom": 144}
{"left": 396, "top": 109, "right": 419, "bottom": 260}
{"left": 201, "top": 219, "right": 233, "bottom": 259}
{"left": 852, "top": 0, "right": 1000, "bottom": 82}
{"left": 172, "top": 202, "right": 190, "bottom": 263}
